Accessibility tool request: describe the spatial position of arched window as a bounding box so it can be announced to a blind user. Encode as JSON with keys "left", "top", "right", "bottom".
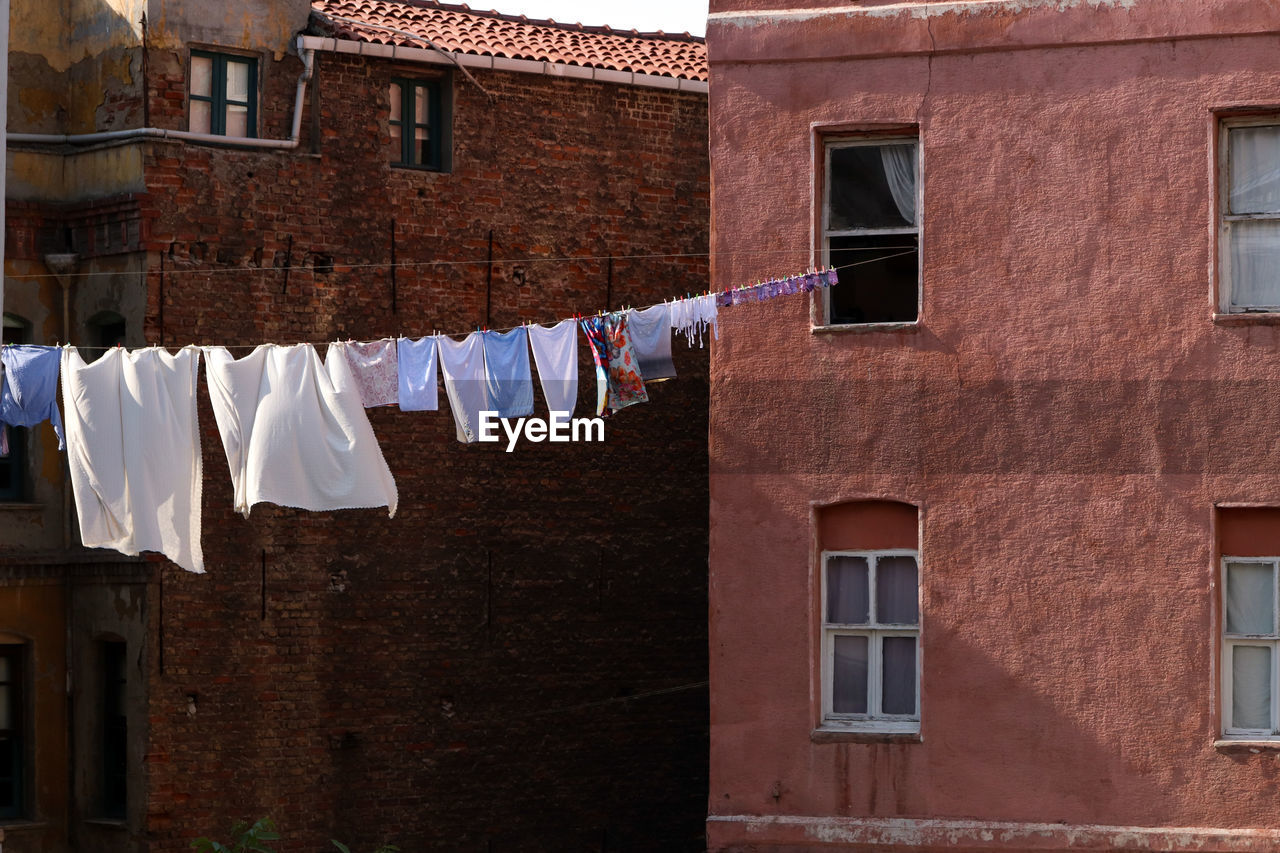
{"left": 817, "top": 500, "right": 920, "bottom": 733}
{"left": 86, "top": 311, "right": 126, "bottom": 362}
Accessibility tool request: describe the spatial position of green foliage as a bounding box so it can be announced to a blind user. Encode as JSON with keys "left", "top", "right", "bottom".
{"left": 191, "top": 818, "right": 281, "bottom": 853}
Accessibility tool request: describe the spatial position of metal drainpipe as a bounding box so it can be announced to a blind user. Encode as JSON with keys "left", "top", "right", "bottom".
{"left": 43, "top": 252, "right": 77, "bottom": 550}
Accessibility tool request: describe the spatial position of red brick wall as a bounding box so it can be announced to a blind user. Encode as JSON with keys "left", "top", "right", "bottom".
{"left": 139, "top": 49, "right": 709, "bottom": 851}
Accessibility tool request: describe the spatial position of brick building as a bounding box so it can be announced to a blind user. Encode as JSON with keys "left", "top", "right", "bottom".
{"left": 2, "top": 0, "right": 710, "bottom": 850}
{"left": 706, "top": 0, "right": 1280, "bottom": 850}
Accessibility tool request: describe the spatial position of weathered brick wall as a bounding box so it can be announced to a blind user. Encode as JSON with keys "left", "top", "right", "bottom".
{"left": 140, "top": 48, "right": 709, "bottom": 852}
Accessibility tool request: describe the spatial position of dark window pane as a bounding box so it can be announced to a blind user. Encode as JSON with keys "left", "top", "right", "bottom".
{"left": 882, "top": 637, "right": 917, "bottom": 715}
{"left": 829, "top": 234, "right": 918, "bottom": 324}
{"left": 826, "top": 556, "right": 868, "bottom": 624}
{"left": 832, "top": 635, "right": 869, "bottom": 714}
{"left": 876, "top": 556, "right": 919, "bottom": 625}
{"left": 829, "top": 145, "right": 913, "bottom": 230}
{"left": 103, "top": 642, "right": 127, "bottom": 818}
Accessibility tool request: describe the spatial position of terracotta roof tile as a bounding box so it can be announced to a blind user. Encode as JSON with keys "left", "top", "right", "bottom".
{"left": 310, "top": 0, "right": 708, "bottom": 82}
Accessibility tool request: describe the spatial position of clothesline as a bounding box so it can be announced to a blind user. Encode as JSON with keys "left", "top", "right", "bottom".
{"left": 5, "top": 245, "right": 918, "bottom": 281}
{"left": 56, "top": 252, "right": 888, "bottom": 351}
{"left": 0, "top": 267, "right": 833, "bottom": 573}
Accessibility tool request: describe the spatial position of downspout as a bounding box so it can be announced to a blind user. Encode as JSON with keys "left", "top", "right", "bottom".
{"left": 7, "top": 36, "right": 315, "bottom": 150}
{"left": 42, "top": 253, "right": 77, "bottom": 551}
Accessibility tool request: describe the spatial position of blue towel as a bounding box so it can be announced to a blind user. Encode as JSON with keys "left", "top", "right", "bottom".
{"left": 1, "top": 345, "right": 64, "bottom": 449}
{"left": 482, "top": 328, "right": 534, "bottom": 419}
{"left": 397, "top": 336, "right": 439, "bottom": 412}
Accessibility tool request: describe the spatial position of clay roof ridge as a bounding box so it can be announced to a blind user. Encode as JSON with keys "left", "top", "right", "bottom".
{"left": 315, "top": 0, "right": 705, "bottom": 44}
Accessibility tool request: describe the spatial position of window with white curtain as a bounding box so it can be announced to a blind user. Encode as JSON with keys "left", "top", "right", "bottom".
{"left": 823, "top": 137, "right": 919, "bottom": 326}
{"left": 1221, "top": 119, "right": 1280, "bottom": 312}
{"left": 189, "top": 50, "right": 257, "bottom": 138}
{"left": 1222, "top": 558, "right": 1280, "bottom": 737}
{"left": 821, "top": 550, "right": 920, "bottom": 731}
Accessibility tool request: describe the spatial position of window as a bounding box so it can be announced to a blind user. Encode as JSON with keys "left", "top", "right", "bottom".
{"left": 86, "top": 311, "right": 126, "bottom": 363}
{"left": 0, "top": 644, "right": 25, "bottom": 819}
{"left": 390, "top": 78, "right": 446, "bottom": 170}
{"left": 1221, "top": 558, "right": 1280, "bottom": 737}
{"left": 823, "top": 137, "right": 919, "bottom": 325}
{"left": 101, "top": 641, "right": 127, "bottom": 818}
{"left": 1220, "top": 118, "right": 1280, "bottom": 312}
{"left": 821, "top": 550, "right": 920, "bottom": 731}
{"left": 189, "top": 51, "right": 257, "bottom": 137}
{"left": 0, "top": 315, "right": 31, "bottom": 503}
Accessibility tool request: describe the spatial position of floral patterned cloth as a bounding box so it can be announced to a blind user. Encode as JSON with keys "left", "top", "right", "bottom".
{"left": 580, "top": 317, "right": 610, "bottom": 418}
{"left": 603, "top": 312, "right": 647, "bottom": 413}
{"left": 340, "top": 339, "right": 399, "bottom": 408}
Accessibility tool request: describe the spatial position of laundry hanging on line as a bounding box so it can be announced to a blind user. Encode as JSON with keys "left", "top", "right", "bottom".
{"left": 0, "top": 268, "right": 836, "bottom": 571}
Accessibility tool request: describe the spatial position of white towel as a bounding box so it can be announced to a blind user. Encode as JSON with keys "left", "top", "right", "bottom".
{"left": 438, "top": 333, "right": 489, "bottom": 444}
{"left": 204, "top": 344, "right": 397, "bottom": 518}
{"left": 627, "top": 304, "right": 676, "bottom": 380}
{"left": 527, "top": 319, "right": 578, "bottom": 417}
{"left": 62, "top": 346, "right": 205, "bottom": 573}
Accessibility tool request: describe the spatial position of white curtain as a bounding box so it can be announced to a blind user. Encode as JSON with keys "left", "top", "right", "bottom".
{"left": 1227, "top": 562, "right": 1274, "bottom": 634}
{"left": 1233, "top": 645, "right": 1271, "bottom": 730}
{"left": 880, "top": 144, "right": 917, "bottom": 227}
{"left": 876, "top": 555, "right": 918, "bottom": 624}
{"left": 827, "top": 555, "right": 868, "bottom": 623}
{"left": 1230, "top": 126, "right": 1280, "bottom": 214}
{"left": 881, "top": 636, "right": 917, "bottom": 715}
{"left": 1229, "top": 220, "right": 1280, "bottom": 308}
{"left": 833, "top": 635, "right": 868, "bottom": 714}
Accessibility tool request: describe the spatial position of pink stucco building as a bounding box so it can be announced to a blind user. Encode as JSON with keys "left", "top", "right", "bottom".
{"left": 706, "top": 0, "right": 1280, "bottom": 850}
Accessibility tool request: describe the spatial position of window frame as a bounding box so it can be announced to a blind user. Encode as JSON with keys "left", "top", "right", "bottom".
{"left": 1217, "top": 114, "right": 1280, "bottom": 314}
{"left": 100, "top": 640, "right": 127, "bottom": 819}
{"left": 389, "top": 77, "right": 445, "bottom": 171}
{"left": 1221, "top": 556, "right": 1280, "bottom": 738}
{"left": 819, "top": 548, "right": 921, "bottom": 734}
{"left": 820, "top": 134, "right": 922, "bottom": 329}
{"left": 0, "top": 314, "right": 32, "bottom": 502}
{"left": 0, "top": 644, "right": 26, "bottom": 820}
{"left": 189, "top": 49, "right": 258, "bottom": 138}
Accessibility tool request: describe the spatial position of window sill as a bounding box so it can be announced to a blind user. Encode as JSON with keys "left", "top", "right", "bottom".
{"left": 0, "top": 819, "right": 48, "bottom": 830}
{"left": 1215, "top": 738, "right": 1280, "bottom": 753}
{"left": 1212, "top": 312, "right": 1280, "bottom": 326}
{"left": 811, "top": 727, "right": 921, "bottom": 744}
{"left": 812, "top": 321, "right": 920, "bottom": 334}
{"left": 390, "top": 163, "right": 448, "bottom": 173}
{"left": 82, "top": 818, "right": 127, "bottom": 830}
{"left": 0, "top": 503, "right": 43, "bottom": 512}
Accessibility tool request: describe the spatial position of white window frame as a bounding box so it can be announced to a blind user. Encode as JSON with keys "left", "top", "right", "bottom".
{"left": 820, "top": 135, "right": 922, "bottom": 328}
{"left": 820, "top": 548, "right": 920, "bottom": 733}
{"left": 1218, "top": 116, "right": 1280, "bottom": 313}
{"left": 1221, "top": 557, "right": 1280, "bottom": 738}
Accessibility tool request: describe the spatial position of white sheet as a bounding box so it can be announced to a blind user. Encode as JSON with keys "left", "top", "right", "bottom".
{"left": 438, "top": 333, "right": 488, "bottom": 444}
{"left": 204, "top": 344, "right": 397, "bottom": 518}
{"left": 627, "top": 304, "right": 676, "bottom": 381}
{"left": 528, "top": 319, "right": 578, "bottom": 417}
{"left": 62, "top": 346, "right": 205, "bottom": 573}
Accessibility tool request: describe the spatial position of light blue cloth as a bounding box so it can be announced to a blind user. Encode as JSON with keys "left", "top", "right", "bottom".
{"left": 482, "top": 328, "right": 534, "bottom": 419}
{"left": 0, "top": 345, "right": 64, "bottom": 449}
{"left": 396, "top": 336, "right": 439, "bottom": 412}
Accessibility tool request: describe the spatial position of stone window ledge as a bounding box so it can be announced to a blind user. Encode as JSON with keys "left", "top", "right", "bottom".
{"left": 811, "top": 728, "right": 922, "bottom": 745}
